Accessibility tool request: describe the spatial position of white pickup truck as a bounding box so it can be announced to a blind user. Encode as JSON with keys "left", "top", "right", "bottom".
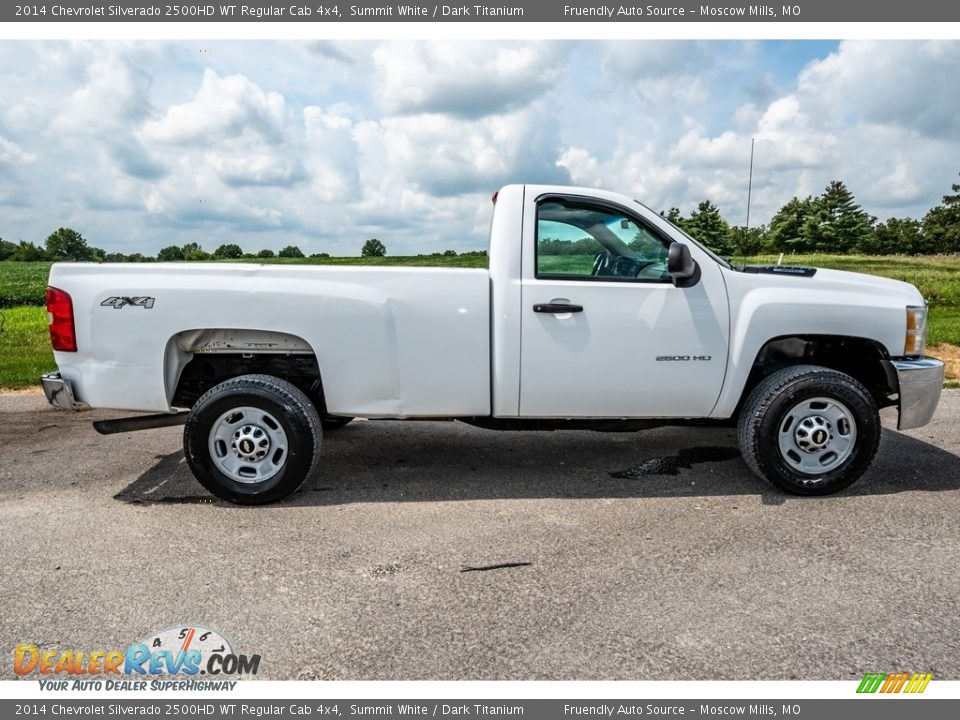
{"left": 42, "top": 184, "right": 944, "bottom": 504}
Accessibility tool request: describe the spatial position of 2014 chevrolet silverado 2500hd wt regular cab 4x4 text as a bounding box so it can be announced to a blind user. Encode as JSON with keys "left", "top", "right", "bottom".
{"left": 40, "top": 184, "right": 945, "bottom": 504}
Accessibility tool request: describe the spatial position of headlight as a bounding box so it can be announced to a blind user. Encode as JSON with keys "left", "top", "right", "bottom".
{"left": 905, "top": 305, "right": 927, "bottom": 356}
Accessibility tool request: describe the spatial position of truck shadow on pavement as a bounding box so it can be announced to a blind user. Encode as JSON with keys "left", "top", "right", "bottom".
{"left": 113, "top": 421, "right": 960, "bottom": 507}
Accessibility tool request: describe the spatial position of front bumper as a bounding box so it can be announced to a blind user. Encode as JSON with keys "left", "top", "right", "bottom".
{"left": 888, "top": 357, "right": 944, "bottom": 430}
{"left": 41, "top": 371, "right": 88, "bottom": 411}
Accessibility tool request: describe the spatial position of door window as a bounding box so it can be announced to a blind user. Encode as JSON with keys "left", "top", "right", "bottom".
{"left": 536, "top": 198, "right": 670, "bottom": 282}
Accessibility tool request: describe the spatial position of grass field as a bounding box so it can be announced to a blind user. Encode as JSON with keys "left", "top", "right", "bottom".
{"left": 747, "top": 254, "right": 960, "bottom": 308}
{"left": 2, "top": 254, "right": 960, "bottom": 388}
{"left": 0, "top": 261, "right": 51, "bottom": 308}
{"left": 0, "top": 306, "right": 53, "bottom": 388}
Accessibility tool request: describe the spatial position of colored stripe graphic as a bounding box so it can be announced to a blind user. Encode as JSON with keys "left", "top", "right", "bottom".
{"left": 857, "top": 672, "right": 932, "bottom": 694}
{"left": 906, "top": 673, "right": 934, "bottom": 693}
{"left": 882, "top": 672, "right": 902, "bottom": 693}
{"left": 857, "top": 673, "right": 886, "bottom": 693}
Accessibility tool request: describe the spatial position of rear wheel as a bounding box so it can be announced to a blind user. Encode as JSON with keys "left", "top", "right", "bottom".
{"left": 184, "top": 374, "right": 322, "bottom": 505}
{"left": 737, "top": 365, "right": 881, "bottom": 495}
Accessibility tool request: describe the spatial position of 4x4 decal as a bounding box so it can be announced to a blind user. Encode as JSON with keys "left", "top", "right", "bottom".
{"left": 100, "top": 296, "right": 155, "bottom": 310}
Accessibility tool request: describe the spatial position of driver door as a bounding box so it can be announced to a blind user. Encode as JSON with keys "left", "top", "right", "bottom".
{"left": 518, "top": 195, "right": 729, "bottom": 418}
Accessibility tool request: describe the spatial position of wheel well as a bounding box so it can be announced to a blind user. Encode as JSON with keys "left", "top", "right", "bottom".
{"left": 739, "top": 335, "right": 897, "bottom": 415}
{"left": 171, "top": 353, "right": 329, "bottom": 415}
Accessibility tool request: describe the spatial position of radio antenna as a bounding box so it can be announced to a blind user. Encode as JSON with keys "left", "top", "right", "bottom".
{"left": 745, "top": 137, "right": 755, "bottom": 231}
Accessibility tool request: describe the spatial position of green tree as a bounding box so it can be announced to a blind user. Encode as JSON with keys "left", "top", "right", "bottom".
{"left": 103, "top": 252, "right": 127, "bottom": 262}
{"left": 182, "top": 243, "right": 210, "bottom": 261}
{"left": 0, "top": 239, "right": 16, "bottom": 260}
{"left": 157, "top": 245, "right": 185, "bottom": 262}
{"left": 361, "top": 238, "right": 387, "bottom": 257}
{"left": 863, "top": 217, "right": 926, "bottom": 255}
{"left": 942, "top": 172, "right": 960, "bottom": 206}
{"left": 278, "top": 245, "right": 304, "bottom": 258}
{"left": 660, "top": 207, "right": 684, "bottom": 226}
{"left": 803, "top": 181, "right": 874, "bottom": 253}
{"left": 10, "top": 241, "right": 48, "bottom": 261}
{"left": 213, "top": 243, "right": 243, "bottom": 259}
{"left": 729, "top": 226, "right": 767, "bottom": 257}
{"left": 45, "top": 227, "right": 95, "bottom": 261}
{"left": 683, "top": 201, "right": 733, "bottom": 255}
{"left": 921, "top": 173, "right": 960, "bottom": 253}
{"left": 922, "top": 206, "right": 960, "bottom": 254}
{"left": 256, "top": 249, "right": 275, "bottom": 258}
{"left": 768, "top": 196, "right": 817, "bottom": 253}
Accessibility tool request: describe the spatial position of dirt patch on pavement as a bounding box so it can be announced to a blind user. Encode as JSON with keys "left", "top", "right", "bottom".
{"left": 929, "top": 343, "right": 960, "bottom": 381}
{"left": 0, "top": 386, "right": 44, "bottom": 395}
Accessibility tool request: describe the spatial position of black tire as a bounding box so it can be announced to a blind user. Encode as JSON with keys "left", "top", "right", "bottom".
{"left": 321, "top": 415, "right": 354, "bottom": 432}
{"left": 184, "top": 374, "right": 322, "bottom": 505}
{"left": 737, "top": 365, "right": 881, "bottom": 496}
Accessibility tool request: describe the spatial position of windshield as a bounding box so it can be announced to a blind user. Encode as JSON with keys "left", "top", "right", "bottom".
{"left": 633, "top": 200, "right": 734, "bottom": 270}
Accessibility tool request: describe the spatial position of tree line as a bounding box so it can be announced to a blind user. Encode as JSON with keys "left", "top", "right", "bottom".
{"left": 2, "top": 174, "right": 959, "bottom": 262}
{"left": 0, "top": 233, "right": 397, "bottom": 263}
{"left": 664, "top": 175, "right": 960, "bottom": 257}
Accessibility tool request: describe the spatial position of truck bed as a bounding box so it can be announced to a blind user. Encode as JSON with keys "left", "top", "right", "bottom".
{"left": 49, "top": 262, "right": 492, "bottom": 416}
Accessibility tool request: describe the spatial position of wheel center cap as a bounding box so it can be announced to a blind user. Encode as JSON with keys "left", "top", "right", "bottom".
{"left": 795, "top": 415, "right": 832, "bottom": 452}
{"left": 232, "top": 424, "right": 271, "bottom": 462}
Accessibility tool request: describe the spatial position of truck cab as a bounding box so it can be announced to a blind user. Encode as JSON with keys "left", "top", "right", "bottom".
{"left": 492, "top": 185, "right": 728, "bottom": 419}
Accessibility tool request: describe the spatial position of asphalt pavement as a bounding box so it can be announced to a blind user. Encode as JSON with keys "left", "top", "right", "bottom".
{"left": 1, "top": 389, "right": 959, "bottom": 680}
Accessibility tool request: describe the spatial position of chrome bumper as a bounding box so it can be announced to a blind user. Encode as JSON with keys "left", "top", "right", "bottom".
{"left": 41, "top": 371, "right": 88, "bottom": 411}
{"left": 888, "top": 357, "right": 944, "bottom": 430}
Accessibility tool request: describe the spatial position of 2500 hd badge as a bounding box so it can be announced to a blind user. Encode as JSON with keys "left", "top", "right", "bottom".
{"left": 655, "top": 355, "right": 712, "bottom": 361}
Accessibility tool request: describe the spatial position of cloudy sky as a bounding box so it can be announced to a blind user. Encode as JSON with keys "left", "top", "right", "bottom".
{"left": 0, "top": 40, "right": 958, "bottom": 256}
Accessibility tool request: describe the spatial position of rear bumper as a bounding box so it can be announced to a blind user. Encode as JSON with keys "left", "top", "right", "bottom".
{"left": 41, "top": 371, "right": 88, "bottom": 411}
{"left": 888, "top": 357, "right": 944, "bottom": 430}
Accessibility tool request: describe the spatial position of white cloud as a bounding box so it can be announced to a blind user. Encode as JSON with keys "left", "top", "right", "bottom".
{"left": 142, "top": 69, "right": 286, "bottom": 144}
{"left": 366, "top": 105, "right": 569, "bottom": 197}
{"left": 603, "top": 41, "right": 712, "bottom": 79}
{"left": 671, "top": 129, "right": 745, "bottom": 169}
{"left": 52, "top": 52, "right": 153, "bottom": 134}
{"left": 602, "top": 41, "right": 713, "bottom": 108}
{"left": 302, "top": 105, "right": 361, "bottom": 202}
{"left": 0, "top": 135, "right": 35, "bottom": 165}
{"left": 795, "top": 41, "right": 960, "bottom": 139}
{"left": 137, "top": 69, "right": 308, "bottom": 209}
{"left": 373, "top": 41, "right": 568, "bottom": 118}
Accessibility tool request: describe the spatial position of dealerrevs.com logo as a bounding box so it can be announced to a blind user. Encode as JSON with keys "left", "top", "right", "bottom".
{"left": 14, "top": 626, "right": 261, "bottom": 690}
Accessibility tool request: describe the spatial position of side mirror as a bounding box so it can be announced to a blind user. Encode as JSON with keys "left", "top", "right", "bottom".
{"left": 667, "top": 243, "right": 697, "bottom": 286}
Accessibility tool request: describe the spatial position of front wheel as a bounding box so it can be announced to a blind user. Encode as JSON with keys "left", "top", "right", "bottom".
{"left": 737, "top": 365, "right": 881, "bottom": 495}
{"left": 184, "top": 374, "right": 322, "bottom": 505}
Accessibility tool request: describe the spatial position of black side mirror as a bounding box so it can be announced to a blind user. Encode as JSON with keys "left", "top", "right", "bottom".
{"left": 667, "top": 243, "right": 698, "bottom": 287}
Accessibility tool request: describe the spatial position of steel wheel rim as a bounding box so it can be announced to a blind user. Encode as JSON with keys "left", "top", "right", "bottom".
{"left": 777, "top": 396, "right": 857, "bottom": 477}
{"left": 208, "top": 406, "right": 288, "bottom": 484}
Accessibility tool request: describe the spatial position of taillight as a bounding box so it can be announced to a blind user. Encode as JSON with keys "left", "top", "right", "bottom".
{"left": 46, "top": 286, "right": 77, "bottom": 352}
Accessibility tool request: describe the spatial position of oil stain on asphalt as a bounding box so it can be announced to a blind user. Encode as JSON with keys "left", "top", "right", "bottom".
{"left": 610, "top": 446, "right": 741, "bottom": 480}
